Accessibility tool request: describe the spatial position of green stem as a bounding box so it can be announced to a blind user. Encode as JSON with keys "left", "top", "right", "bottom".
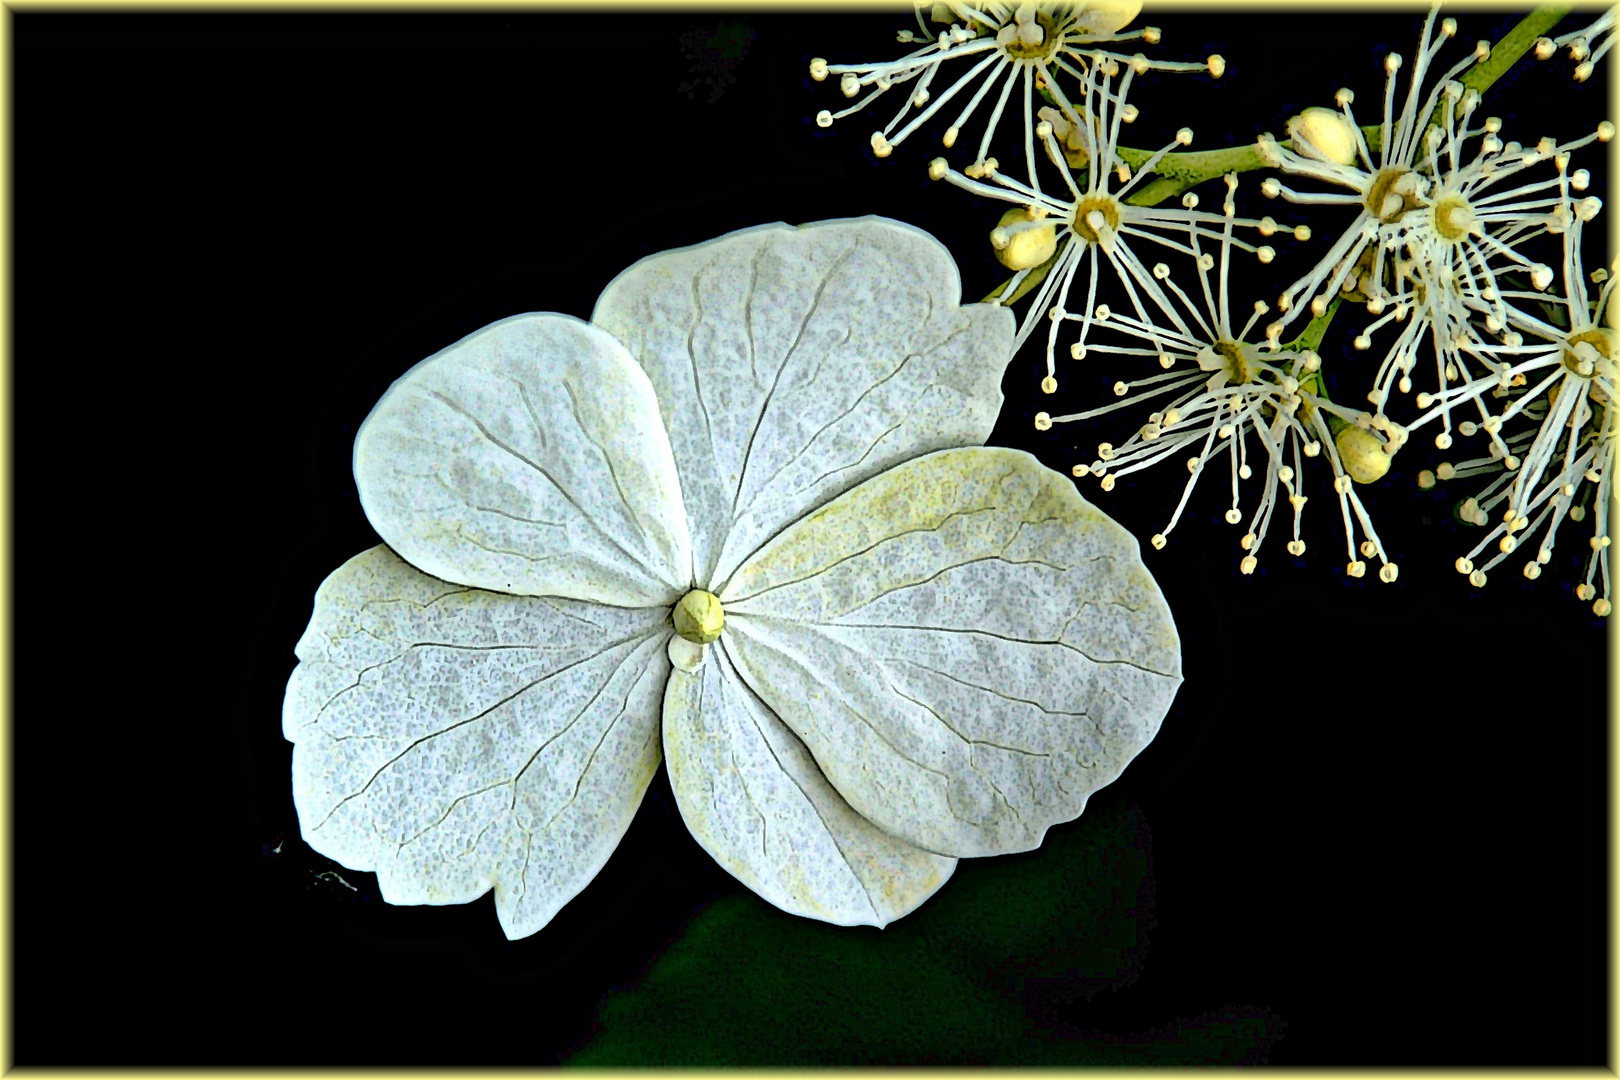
{"left": 1288, "top": 295, "right": 1341, "bottom": 416}
{"left": 1111, "top": 5, "right": 1568, "bottom": 207}
{"left": 1462, "top": 7, "right": 1570, "bottom": 99}
{"left": 1290, "top": 295, "right": 1342, "bottom": 356}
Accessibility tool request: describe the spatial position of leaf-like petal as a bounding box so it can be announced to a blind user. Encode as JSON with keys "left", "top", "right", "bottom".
{"left": 663, "top": 640, "right": 956, "bottom": 927}
{"left": 355, "top": 313, "right": 692, "bottom": 607}
{"left": 591, "top": 217, "right": 1013, "bottom": 593}
{"left": 284, "top": 545, "right": 671, "bottom": 940}
{"left": 720, "top": 448, "right": 1181, "bottom": 858}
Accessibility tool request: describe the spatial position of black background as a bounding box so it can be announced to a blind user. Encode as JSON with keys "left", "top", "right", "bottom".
{"left": 14, "top": 7, "right": 1609, "bottom": 1067}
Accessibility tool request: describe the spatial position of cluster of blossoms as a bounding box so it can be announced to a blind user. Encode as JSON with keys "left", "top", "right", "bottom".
{"left": 810, "top": 0, "right": 1616, "bottom": 615}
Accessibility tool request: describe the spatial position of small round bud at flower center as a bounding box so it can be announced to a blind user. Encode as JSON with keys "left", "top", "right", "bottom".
{"left": 1366, "top": 167, "right": 1421, "bottom": 223}
{"left": 996, "top": 9, "right": 1060, "bottom": 60}
{"left": 1071, "top": 194, "right": 1121, "bottom": 244}
{"left": 1432, "top": 194, "right": 1476, "bottom": 241}
{"left": 1564, "top": 328, "right": 1616, "bottom": 377}
{"left": 673, "top": 589, "right": 725, "bottom": 644}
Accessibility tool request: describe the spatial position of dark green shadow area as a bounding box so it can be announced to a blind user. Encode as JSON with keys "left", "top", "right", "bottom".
{"left": 565, "top": 799, "right": 1281, "bottom": 1065}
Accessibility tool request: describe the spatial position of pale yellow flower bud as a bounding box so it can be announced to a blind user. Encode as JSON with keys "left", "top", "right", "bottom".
{"left": 992, "top": 208, "right": 1057, "bottom": 271}
{"left": 1288, "top": 106, "right": 1358, "bottom": 165}
{"left": 1335, "top": 426, "right": 1392, "bottom": 484}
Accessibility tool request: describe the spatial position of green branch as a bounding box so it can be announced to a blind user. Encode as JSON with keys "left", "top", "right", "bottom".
{"left": 1112, "top": 5, "right": 1568, "bottom": 207}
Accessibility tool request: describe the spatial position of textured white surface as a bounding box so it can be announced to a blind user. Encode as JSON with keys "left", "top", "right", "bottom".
{"left": 663, "top": 641, "right": 956, "bottom": 927}
{"left": 354, "top": 313, "right": 692, "bottom": 607}
{"left": 286, "top": 218, "right": 1182, "bottom": 938}
{"left": 721, "top": 447, "right": 1182, "bottom": 858}
{"left": 591, "top": 217, "right": 1014, "bottom": 593}
{"left": 284, "top": 546, "right": 671, "bottom": 940}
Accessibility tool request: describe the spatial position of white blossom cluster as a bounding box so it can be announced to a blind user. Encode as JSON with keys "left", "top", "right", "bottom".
{"left": 810, "top": 0, "right": 1616, "bottom": 616}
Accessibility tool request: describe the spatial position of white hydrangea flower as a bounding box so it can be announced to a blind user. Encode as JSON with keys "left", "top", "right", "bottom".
{"left": 1535, "top": 6, "right": 1617, "bottom": 82}
{"left": 1038, "top": 179, "right": 1400, "bottom": 579}
{"left": 810, "top": 0, "right": 1218, "bottom": 186}
{"left": 930, "top": 62, "right": 1282, "bottom": 391}
{"left": 1257, "top": 8, "right": 1490, "bottom": 333}
{"left": 1393, "top": 140, "right": 1607, "bottom": 443}
{"left": 1339, "top": 109, "right": 1610, "bottom": 435}
{"left": 283, "top": 218, "right": 1183, "bottom": 939}
{"left": 1414, "top": 211, "right": 1616, "bottom": 614}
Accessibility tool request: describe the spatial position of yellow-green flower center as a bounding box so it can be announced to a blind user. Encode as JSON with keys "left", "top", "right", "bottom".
{"left": 1432, "top": 194, "right": 1475, "bottom": 241}
{"left": 999, "top": 10, "right": 1060, "bottom": 61}
{"left": 1072, "top": 194, "right": 1121, "bottom": 244}
{"left": 1564, "top": 328, "right": 1616, "bottom": 377}
{"left": 673, "top": 589, "right": 725, "bottom": 644}
{"left": 1215, "top": 340, "right": 1250, "bottom": 385}
{"left": 1366, "top": 167, "right": 1421, "bottom": 223}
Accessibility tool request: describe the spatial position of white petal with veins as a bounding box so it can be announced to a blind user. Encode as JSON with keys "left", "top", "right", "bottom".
{"left": 355, "top": 313, "right": 692, "bottom": 607}
{"left": 663, "top": 639, "right": 956, "bottom": 927}
{"left": 284, "top": 546, "right": 671, "bottom": 940}
{"left": 591, "top": 218, "right": 1012, "bottom": 592}
{"left": 721, "top": 447, "right": 1181, "bottom": 858}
